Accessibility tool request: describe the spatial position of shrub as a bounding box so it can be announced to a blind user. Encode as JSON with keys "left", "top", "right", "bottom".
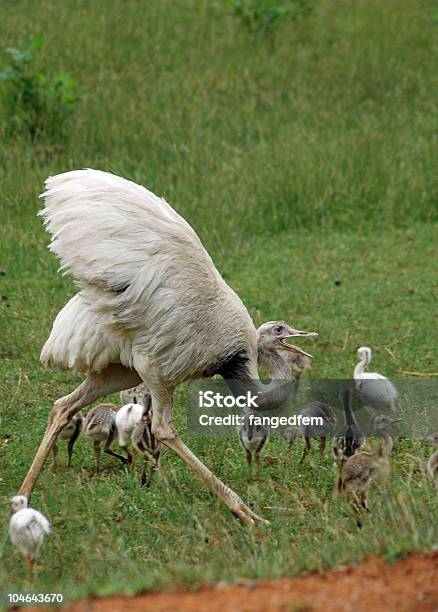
{"left": 0, "top": 34, "right": 78, "bottom": 141}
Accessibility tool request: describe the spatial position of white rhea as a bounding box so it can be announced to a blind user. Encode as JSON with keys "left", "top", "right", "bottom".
{"left": 51, "top": 411, "right": 83, "bottom": 469}
{"left": 354, "top": 347, "right": 398, "bottom": 419}
{"left": 131, "top": 411, "right": 161, "bottom": 487}
{"left": 83, "top": 403, "right": 129, "bottom": 474}
{"left": 9, "top": 495, "right": 50, "bottom": 581}
{"left": 20, "top": 170, "right": 317, "bottom": 525}
{"left": 115, "top": 403, "right": 147, "bottom": 463}
{"left": 120, "top": 383, "right": 151, "bottom": 409}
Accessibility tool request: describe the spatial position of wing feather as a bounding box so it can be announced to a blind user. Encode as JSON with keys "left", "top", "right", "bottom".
{"left": 39, "top": 170, "right": 255, "bottom": 379}
{"left": 40, "top": 169, "right": 218, "bottom": 295}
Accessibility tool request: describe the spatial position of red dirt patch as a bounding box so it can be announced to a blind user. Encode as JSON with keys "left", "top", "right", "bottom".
{"left": 39, "top": 552, "right": 438, "bottom": 611}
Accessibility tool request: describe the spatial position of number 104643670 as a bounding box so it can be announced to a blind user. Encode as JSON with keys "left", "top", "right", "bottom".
{"left": 8, "top": 593, "right": 64, "bottom": 604}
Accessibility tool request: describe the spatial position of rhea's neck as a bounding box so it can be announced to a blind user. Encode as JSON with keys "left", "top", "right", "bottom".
{"left": 258, "top": 349, "right": 292, "bottom": 380}
{"left": 354, "top": 357, "right": 367, "bottom": 378}
{"left": 223, "top": 349, "right": 295, "bottom": 412}
{"left": 380, "top": 431, "right": 393, "bottom": 457}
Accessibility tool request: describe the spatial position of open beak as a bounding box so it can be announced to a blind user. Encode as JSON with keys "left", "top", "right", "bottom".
{"left": 279, "top": 329, "right": 318, "bottom": 358}
{"left": 388, "top": 418, "right": 402, "bottom": 429}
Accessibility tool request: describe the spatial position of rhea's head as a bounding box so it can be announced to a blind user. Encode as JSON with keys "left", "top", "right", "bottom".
{"left": 373, "top": 414, "right": 401, "bottom": 433}
{"left": 11, "top": 495, "right": 28, "bottom": 513}
{"left": 257, "top": 321, "right": 317, "bottom": 360}
{"left": 423, "top": 432, "right": 438, "bottom": 447}
{"left": 357, "top": 346, "right": 372, "bottom": 365}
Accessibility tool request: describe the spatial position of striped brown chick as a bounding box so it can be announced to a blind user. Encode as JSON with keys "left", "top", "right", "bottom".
{"left": 51, "top": 411, "right": 84, "bottom": 469}
{"left": 83, "top": 403, "right": 130, "bottom": 474}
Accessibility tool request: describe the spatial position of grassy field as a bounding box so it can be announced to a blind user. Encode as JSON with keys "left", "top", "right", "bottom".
{"left": 0, "top": 0, "right": 437, "bottom": 604}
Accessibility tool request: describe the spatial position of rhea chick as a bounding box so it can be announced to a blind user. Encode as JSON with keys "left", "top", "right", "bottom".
{"left": 83, "top": 404, "right": 129, "bottom": 474}
{"left": 292, "top": 401, "right": 337, "bottom": 464}
{"left": 338, "top": 414, "right": 401, "bottom": 513}
{"left": 238, "top": 410, "right": 269, "bottom": 479}
{"left": 120, "top": 382, "right": 151, "bottom": 409}
{"left": 131, "top": 410, "right": 161, "bottom": 487}
{"left": 115, "top": 402, "right": 149, "bottom": 463}
{"left": 9, "top": 496, "right": 50, "bottom": 581}
{"left": 354, "top": 346, "right": 398, "bottom": 419}
{"left": 332, "top": 387, "right": 365, "bottom": 468}
{"left": 51, "top": 411, "right": 84, "bottom": 469}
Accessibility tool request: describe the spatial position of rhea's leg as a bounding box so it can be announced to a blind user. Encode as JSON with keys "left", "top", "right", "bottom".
{"left": 51, "top": 444, "right": 58, "bottom": 471}
{"left": 104, "top": 424, "right": 130, "bottom": 465}
{"left": 150, "top": 393, "right": 268, "bottom": 526}
{"left": 104, "top": 448, "right": 130, "bottom": 464}
{"left": 120, "top": 445, "right": 132, "bottom": 464}
{"left": 361, "top": 491, "right": 370, "bottom": 513}
{"left": 118, "top": 431, "right": 133, "bottom": 464}
{"left": 25, "top": 556, "right": 34, "bottom": 582}
{"left": 67, "top": 440, "right": 74, "bottom": 468}
{"left": 145, "top": 463, "right": 157, "bottom": 488}
{"left": 299, "top": 437, "right": 311, "bottom": 464}
{"left": 93, "top": 441, "right": 101, "bottom": 474}
{"left": 245, "top": 449, "right": 252, "bottom": 479}
{"left": 67, "top": 424, "right": 82, "bottom": 468}
{"left": 140, "top": 456, "right": 149, "bottom": 486}
{"left": 319, "top": 437, "right": 326, "bottom": 459}
{"left": 19, "top": 364, "right": 142, "bottom": 498}
{"left": 389, "top": 404, "right": 402, "bottom": 439}
{"left": 255, "top": 451, "right": 261, "bottom": 480}
{"left": 131, "top": 449, "right": 137, "bottom": 473}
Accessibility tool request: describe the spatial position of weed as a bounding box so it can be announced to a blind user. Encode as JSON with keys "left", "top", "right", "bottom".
{"left": 0, "top": 34, "right": 78, "bottom": 141}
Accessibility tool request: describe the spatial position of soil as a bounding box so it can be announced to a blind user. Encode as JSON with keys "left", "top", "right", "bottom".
{"left": 33, "top": 552, "right": 438, "bottom": 612}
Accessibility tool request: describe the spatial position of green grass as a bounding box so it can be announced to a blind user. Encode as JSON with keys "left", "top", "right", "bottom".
{"left": 0, "top": 0, "right": 437, "bottom": 605}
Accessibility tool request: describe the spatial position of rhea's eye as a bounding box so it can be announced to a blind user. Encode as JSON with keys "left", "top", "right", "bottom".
{"left": 274, "top": 325, "right": 283, "bottom": 334}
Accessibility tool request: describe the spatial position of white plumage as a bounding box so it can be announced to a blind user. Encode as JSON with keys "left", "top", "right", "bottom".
{"left": 9, "top": 496, "right": 50, "bottom": 580}
{"left": 115, "top": 402, "right": 146, "bottom": 462}
{"left": 39, "top": 169, "right": 253, "bottom": 382}
{"left": 354, "top": 347, "right": 398, "bottom": 419}
{"left": 20, "top": 169, "right": 317, "bottom": 525}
